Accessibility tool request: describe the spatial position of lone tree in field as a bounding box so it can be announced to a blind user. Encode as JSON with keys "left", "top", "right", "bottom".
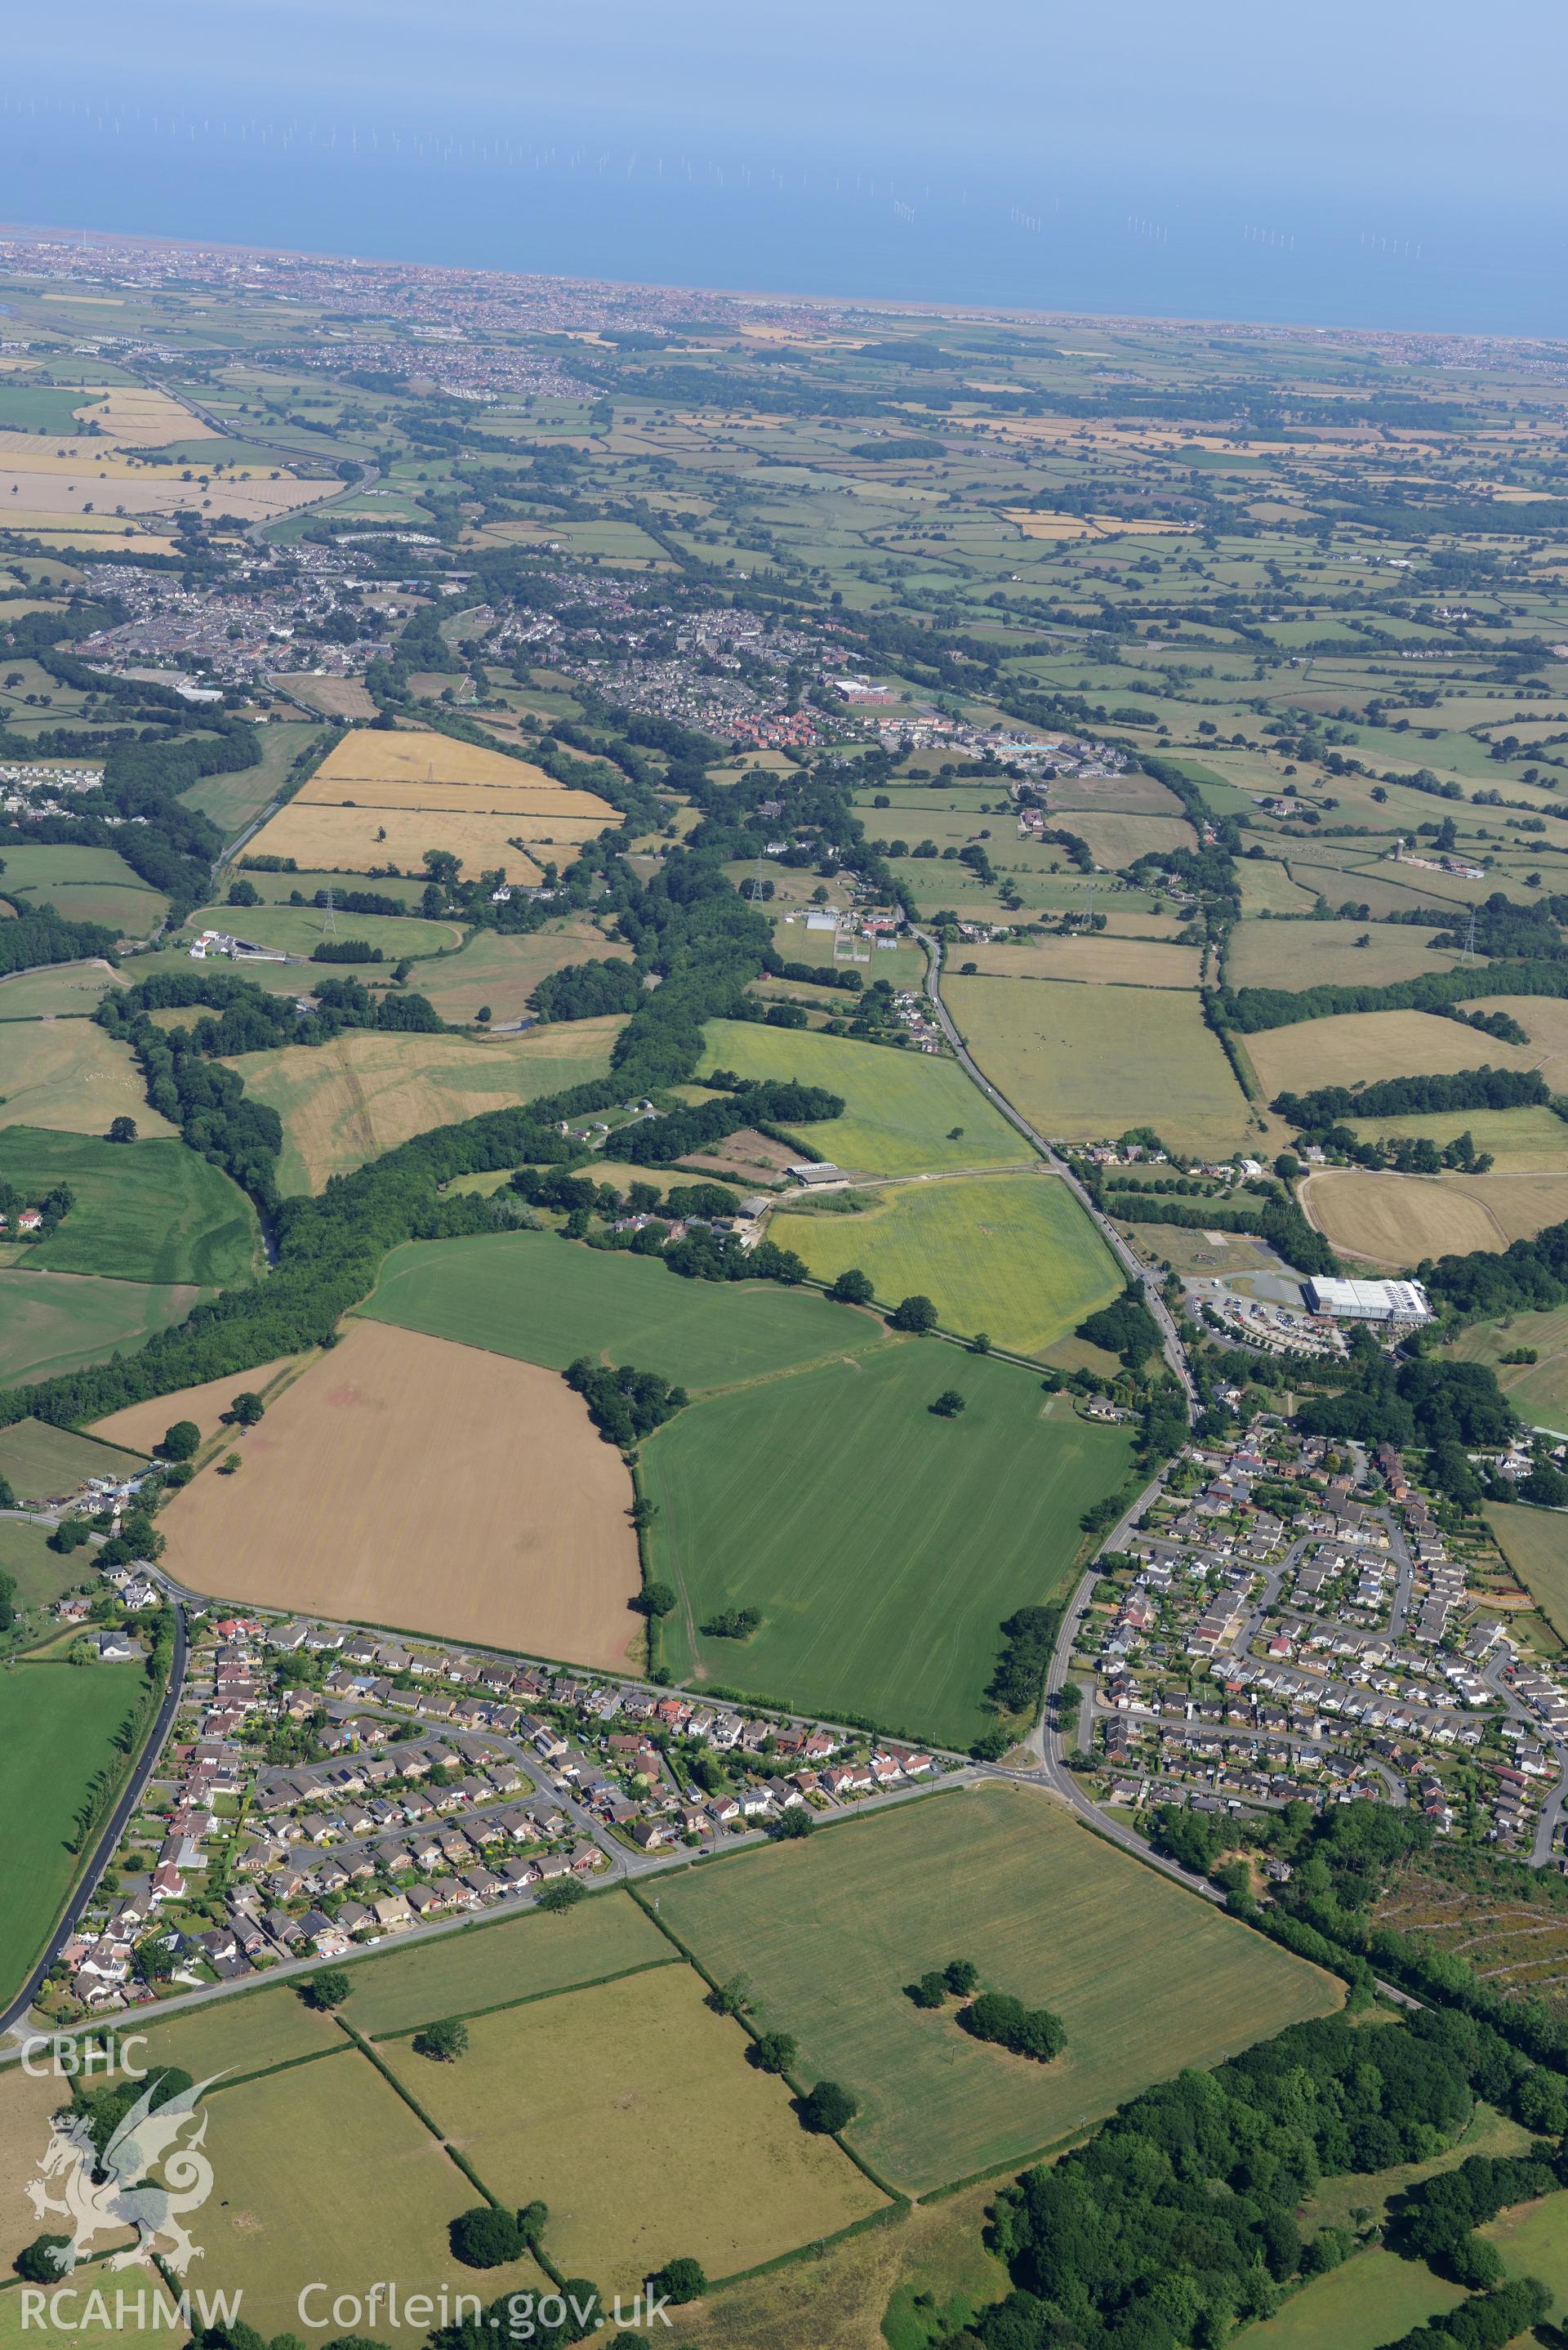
{"left": 905, "top": 1969, "right": 948, "bottom": 2009}
{"left": 930, "top": 1389, "right": 966, "bottom": 1418}
{"left": 107, "top": 1116, "right": 137, "bottom": 1144}
{"left": 830, "top": 1267, "right": 875, "bottom": 1305}
{"left": 890, "top": 1294, "right": 938, "bottom": 1333}
{"left": 631, "top": 1581, "right": 678, "bottom": 1618}
{"left": 450, "top": 2206, "right": 524, "bottom": 2268}
{"left": 649, "top": 2256, "right": 707, "bottom": 2305}
{"left": 300, "top": 1968, "right": 350, "bottom": 2011}
{"left": 800, "top": 2079, "right": 858, "bottom": 2134}
{"left": 750, "top": 2030, "right": 797, "bottom": 2075}
{"left": 944, "top": 1957, "right": 979, "bottom": 1995}
{"left": 159, "top": 1420, "right": 201, "bottom": 1462}
{"left": 227, "top": 1392, "right": 266, "bottom": 1428}
{"left": 517, "top": 2200, "right": 548, "bottom": 2247}
{"left": 961, "top": 1990, "right": 1066, "bottom": 2062}
{"left": 414, "top": 2017, "right": 469, "bottom": 2062}
{"left": 15, "top": 2236, "right": 72, "bottom": 2282}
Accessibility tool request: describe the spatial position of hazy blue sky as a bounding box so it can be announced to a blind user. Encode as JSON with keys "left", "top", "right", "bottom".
{"left": 3, "top": 0, "right": 1564, "bottom": 329}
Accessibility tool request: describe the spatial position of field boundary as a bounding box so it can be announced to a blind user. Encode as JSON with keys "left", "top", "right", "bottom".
{"left": 368, "top": 1952, "right": 684, "bottom": 2040}
{"left": 626, "top": 1880, "right": 909, "bottom": 2208}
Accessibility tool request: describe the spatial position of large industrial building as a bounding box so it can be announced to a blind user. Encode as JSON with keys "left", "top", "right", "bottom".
{"left": 1304, "top": 1277, "right": 1432, "bottom": 1323}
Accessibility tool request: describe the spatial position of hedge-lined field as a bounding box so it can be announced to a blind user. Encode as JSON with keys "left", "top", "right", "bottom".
{"left": 644, "top": 1343, "right": 1133, "bottom": 1748}
{"left": 768, "top": 1171, "right": 1121, "bottom": 1358}
{"left": 657, "top": 1785, "right": 1341, "bottom": 2196}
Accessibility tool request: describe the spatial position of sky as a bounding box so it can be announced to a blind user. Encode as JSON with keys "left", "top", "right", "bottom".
{"left": 2, "top": 0, "right": 1565, "bottom": 332}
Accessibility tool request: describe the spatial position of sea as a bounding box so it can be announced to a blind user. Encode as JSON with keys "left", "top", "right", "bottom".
{"left": 2, "top": 96, "right": 1564, "bottom": 341}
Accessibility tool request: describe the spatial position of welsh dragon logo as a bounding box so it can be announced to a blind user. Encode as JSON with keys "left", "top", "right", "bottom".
{"left": 27, "top": 2071, "right": 225, "bottom": 2274}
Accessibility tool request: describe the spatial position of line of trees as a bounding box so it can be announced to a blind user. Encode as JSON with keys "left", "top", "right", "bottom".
{"left": 1273, "top": 1068, "right": 1548, "bottom": 1129}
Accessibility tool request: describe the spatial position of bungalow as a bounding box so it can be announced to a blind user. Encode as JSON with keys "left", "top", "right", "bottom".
{"left": 371, "top": 1893, "right": 413, "bottom": 1931}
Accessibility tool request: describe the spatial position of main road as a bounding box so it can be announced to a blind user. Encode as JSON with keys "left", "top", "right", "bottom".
{"left": 915, "top": 929, "right": 1199, "bottom": 1421}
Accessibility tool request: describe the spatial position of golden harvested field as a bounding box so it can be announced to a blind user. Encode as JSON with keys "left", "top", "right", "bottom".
{"left": 237, "top": 802, "right": 546, "bottom": 881}
{"left": 1299, "top": 1171, "right": 1568, "bottom": 1267}
{"left": 225, "top": 1018, "right": 623, "bottom": 1191}
{"left": 300, "top": 729, "right": 617, "bottom": 821}
{"left": 1227, "top": 921, "right": 1477, "bottom": 991}
{"left": 0, "top": 449, "right": 336, "bottom": 524}
{"left": 1056, "top": 812, "right": 1196, "bottom": 868}
{"left": 157, "top": 1319, "right": 641, "bottom": 1665}
{"left": 0, "top": 2067, "right": 115, "bottom": 2268}
{"left": 1466, "top": 997, "right": 1568, "bottom": 1090}
{"left": 378, "top": 1962, "right": 886, "bottom": 2294}
{"left": 0, "top": 1016, "right": 176, "bottom": 1138}
{"left": 73, "top": 384, "right": 203, "bottom": 444}
{"left": 1246, "top": 1009, "right": 1540, "bottom": 1101}
{"left": 945, "top": 974, "right": 1259, "bottom": 1160}
{"left": 273, "top": 673, "right": 376, "bottom": 720}
{"left": 91, "top": 1352, "right": 312, "bottom": 1454}
{"left": 198, "top": 2050, "right": 544, "bottom": 2339}
{"left": 955, "top": 934, "right": 1203, "bottom": 988}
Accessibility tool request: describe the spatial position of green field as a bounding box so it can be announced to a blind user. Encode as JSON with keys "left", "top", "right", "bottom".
{"left": 337, "top": 1884, "right": 670, "bottom": 2036}
{"left": 657, "top": 1784, "right": 1341, "bottom": 2196}
{"left": 1486, "top": 1503, "right": 1568, "bottom": 1639}
{"left": 768, "top": 1171, "right": 1121, "bottom": 1356}
{"left": 378, "top": 1961, "right": 885, "bottom": 2294}
{"left": 1484, "top": 2186, "right": 1568, "bottom": 2303}
{"left": 1451, "top": 1303, "right": 1568, "bottom": 1433}
{"left": 0, "top": 1657, "right": 148, "bottom": 2004}
{"left": 0, "top": 841, "right": 168, "bottom": 937}
{"left": 362, "top": 1229, "right": 884, "bottom": 1393}
{"left": 0, "top": 961, "right": 124, "bottom": 1019}
{"left": 1342, "top": 1105, "right": 1568, "bottom": 1175}
{"left": 0, "top": 1514, "right": 88, "bottom": 1630}
{"left": 183, "top": 899, "right": 460, "bottom": 960}
{"left": 183, "top": 718, "right": 319, "bottom": 836}
{"left": 1241, "top": 2249, "right": 1464, "bottom": 2350}
{"left": 0, "top": 1129, "right": 261, "bottom": 1283}
{"left": 944, "top": 976, "right": 1260, "bottom": 1161}
{"left": 645, "top": 1342, "right": 1134, "bottom": 1746}
{"left": 0, "top": 1267, "right": 205, "bottom": 1386}
{"left": 701, "top": 1018, "right": 1028, "bottom": 1175}
{"left": 0, "top": 1417, "right": 147, "bottom": 1501}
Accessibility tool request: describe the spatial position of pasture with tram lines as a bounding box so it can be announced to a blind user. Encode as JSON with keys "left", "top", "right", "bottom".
{"left": 943, "top": 974, "right": 1261, "bottom": 1162}
{"left": 655, "top": 1784, "right": 1342, "bottom": 2197}
{"left": 644, "top": 1340, "right": 1135, "bottom": 1748}
{"left": 0, "top": 1267, "right": 208, "bottom": 1388}
{"left": 361, "top": 1227, "right": 884, "bottom": 1391}
{"left": 0, "top": 1128, "right": 261, "bottom": 1284}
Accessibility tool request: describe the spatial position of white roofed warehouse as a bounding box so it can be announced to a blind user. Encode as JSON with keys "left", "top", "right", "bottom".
{"left": 1304, "top": 1278, "right": 1432, "bottom": 1323}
